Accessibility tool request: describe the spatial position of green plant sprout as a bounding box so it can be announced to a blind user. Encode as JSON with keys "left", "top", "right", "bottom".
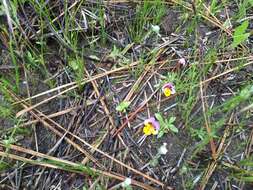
{"left": 116, "top": 101, "right": 131, "bottom": 112}
{"left": 232, "top": 20, "right": 250, "bottom": 48}
{"left": 155, "top": 113, "right": 178, "bottom": 138}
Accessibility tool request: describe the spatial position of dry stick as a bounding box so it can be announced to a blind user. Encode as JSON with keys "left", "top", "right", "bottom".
{"left": 114, "top": 59, "right": 253, "bottom": 136}
{"left": 85, "top": 68, "right": 116, "bottom": 128}
{"left": 116, "top": 65, "right": 154, "bottom": 136}
{"left": 123, "top": 57, "right": 160, "bottom": 102}
{"left": 8, "top": 90, "right": 104, "bottom": 169}
{"left": 16, "top": 54, "right": 253, "bottom": 106}
{"left": 30, "top": 110, "right": 104, "bottom": 168}
{"left": 84, "top": 68, "right": 126, "bottom": 147}
{"left": 123, "top": 68, "right": 149, "bottom": 102}
{"left": 11, "top": 91, "right": 165, "bottom": 187}
{"left": 245, "top": 127, "right": 253, "bottom": 157}
{"left": 14, "top": 56, "right": 253, "bottom": 112}
{"left": 81, "top": 132, "right": 108, "bottom": 165}
{"left": 201, "top": 3, "right": 232, "bottom": 36}
{"left": 0, "top": 147, "right": 156, "bottom": 190}
{"left": 209, "top": 55, "right": 253, "bottom": 64}
{"left": 114, "top": 49, "right": 165, "bottom": 134}
{"left": 18, "top": 99, "right": 118, "bottom": 188}
{"left": 113, "top": 89, "right": 160, "bottom": 137}
{"left": 191, "top": 56, "right": 232, "bottom": 126}
{"left": 113, "top": 57, "right": 170, "bottom": 137}
{"left": 123, "top": 47, "right": 168, "bottom": 103}
{"left": 42, "top": 114, "right": 164, "bottom": 186}
{"left": 15, "top": 62, "right": 139, "bottom": 117}
{"left": 170, "top": 0, "right": 232, "bottom": 36}
{"left": 65, "top": 68, "right": 126, "bottom": 185}
{"left": 29, "top": 0, "right": 80, "bottom": 39}
{"left": 53, "top": 118, "right": 165, "bottom": 187}
{"left": 200, "top": 61, "right": 253, "bottom": 85}
{"left": 200, "top": 82, "right": 217, "bottom": 159}
{"left": 14, "top": 61, "right": 139, "bottom": 106}
{"left": 199, "top": 114, "right": 233, "bottom": 190}
{"left": 20, "top": 105, "right": 82, "bottom": 127}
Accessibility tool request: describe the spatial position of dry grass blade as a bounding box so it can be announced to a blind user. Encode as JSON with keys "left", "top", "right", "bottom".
{"left": 3, "top": 1, "right": 252, "bottom": 188}
{"left": 20, "top": 105, "right": 82, "bottom": 127}
{"left": 200, "top": 82, "right": 217, "bottom": 159}
{"left": 13, "top": 61, "right": 139, "bottom": 106}
{"left": 0, "top": 145, "right": 157, "bottom": 190}
{"left": 113, "top": 58, "right": 169, "bottom": 136}
{"left": 7, "top": 89, "right": 104, "bottom": 168}
{"left": 84, "top": 68, "right": 116, "bottom": 129}
{"left": 124, "top": 49, "right": 164, "bottom": 102}
{"left": 15, "top": 61, "right": 139, "bottom": 117}
{"left": 200, "top": 61, "right": 253, "bottom": 85}
{"left": 199, "top": 114, "right": 234, "bottom": 190}
{"left": 8, "top": 89, "right": 166, "bottom": 187}
{"left": 29, "top": 0, "right": 81, "bottom": 38}
{"left": 170, "top": 0, "right": 232, "bottom": 36}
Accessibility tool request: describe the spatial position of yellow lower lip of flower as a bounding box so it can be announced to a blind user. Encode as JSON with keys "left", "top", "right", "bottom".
{"left": 143, "top": 123, "right": 157, "bottom": 135}
{"left": 164, "top": 87, "right": 171, "bottom": 97}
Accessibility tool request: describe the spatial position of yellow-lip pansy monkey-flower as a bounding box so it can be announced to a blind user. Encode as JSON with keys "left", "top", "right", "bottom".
{"left": 162, "top": 82, "right": 176, "bottom": 97}
{"left": 143, "top": 117, "right": 160, "bottom": 136}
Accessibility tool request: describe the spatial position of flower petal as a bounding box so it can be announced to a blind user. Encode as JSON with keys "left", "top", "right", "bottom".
{"left": 162, "top": 83, "right": 173, "bottom": 90}
{"left": 152, "top": 119, "right": 160, "bottom": 131}
{"left": 162, "top": 83, "right": 176, "bottom": 95}
{"left": 178, "top": 58, "right": 186, "bottom": 66}
{"left": 163, "top": 88, "right": 171, "bottom": 97}
{"left": 143, "top": 117, "right": 160, "bottom": 134}
{"left": 144, "top": 117, "right": 156, "bottom": 125}
{"left": 143, "top": 124, "right": 152, "bottom": 135}
{"left": 158, "top": 143, "right": 168, "bottom": 155}
{"left": 170, "top": 86, "right": 176, "bottom": 94}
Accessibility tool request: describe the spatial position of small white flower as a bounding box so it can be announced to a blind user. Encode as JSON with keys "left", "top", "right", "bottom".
{"left": 121, "top": 177, "right": 132, "bottom": 187}
{"left": 151, "top": 25, "right": 160, "bottom": 34}
{"left": 158, "top": 143, "right": 168, "bottom": 155}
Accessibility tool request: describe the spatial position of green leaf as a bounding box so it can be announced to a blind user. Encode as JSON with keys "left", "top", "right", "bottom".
{"left": 157, "top": 130, "right": 164, "bottom": 138}
{"left": 234, "top": 21, "right": 248, "bottom": 36}
{"left": 236, "top": 176, "right": 253, "bottom": 182}
{"left": 69, "top": 59, "right": 79, "bottom": 71}
{"left": 3, "top": 137, "right": 16, "bottom": 145}
{"left": 168, "top": 116, "right": 176, "bottom": 123}
{"left": 169, "top": 124, "right": 179, "bottom": 133}
{"left": 116, "top": 101, "right": 131, "bottom": 112}
{"left": 155, "top": 113, "right": 163, "bottom": 121}
{"left": 109, "top": 45, "right": 121, "bottom": 59}
{"left": 155, "top": 113, "right": 165, "bottom": 126}
{"left": 210, "top": 0, "right": 218, "bottom": 14}
{"left": 0, "top": 103, "right": 12, "bottom": 118}
{"left": 0, "top": 5, "right": 5, "bottom": 16}
{"left": 232, "top": 33, "right": 250, "bottom": 48}
{"left": 0, "top": 161, "right": 10, "bottom": 171}
{"left": 156, "top": 113, "right": 178, "bottom": 137}
{"left": 150, "top": 158, "right": 159, "bottom": 167}
{"left": 232, "top": 21, "right": 250, "bottom": 48}
{"left": 239, "top": 159, "right": 253, "bottom": 167}
{"left": 249, "top": 0, "right": 253, "bottom": 6}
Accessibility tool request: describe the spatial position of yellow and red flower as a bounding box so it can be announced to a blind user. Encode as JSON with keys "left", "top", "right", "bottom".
{"left": 143, "top": 117, "right": 160, "bottom": 136}
{"left": 162, "top": 82, "right": 176, "bottom": 97}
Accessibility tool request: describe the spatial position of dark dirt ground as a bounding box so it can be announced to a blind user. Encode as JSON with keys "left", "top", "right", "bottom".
{"left": 1, "top": 1, "right": 253, "bottom": 190}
